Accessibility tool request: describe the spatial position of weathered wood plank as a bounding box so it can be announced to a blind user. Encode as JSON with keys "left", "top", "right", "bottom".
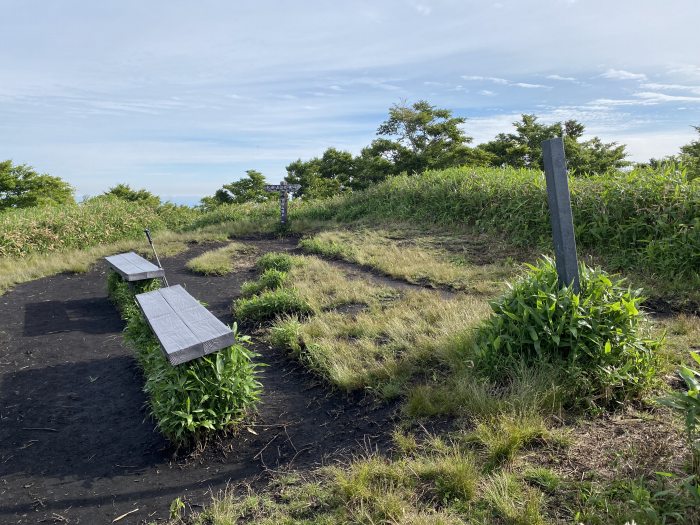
{"left": 135, "top": 285, "right": 235, "bottom": 365}
{"left": 160, "top": 286, "right": 236, "bottom": 356}
{"left": 105, "top": 251, "right": 165, "bottom": 281}
{"left": 542, "top": 137, "right": 580, "bottom": 292}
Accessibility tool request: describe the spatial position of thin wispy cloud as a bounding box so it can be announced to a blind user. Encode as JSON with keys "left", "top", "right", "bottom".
{"left": 601, "top": 69, "right": 648, "bottom": 81}
{"left": 461, "top": 76, "right": 549, "bottom": 89}
{"left": 547, "top": 74, "right": 579, "bottom": 83}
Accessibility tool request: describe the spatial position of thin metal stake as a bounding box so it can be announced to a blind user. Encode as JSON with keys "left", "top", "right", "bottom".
{"left": 144, "top": 228, "right": 169, "bottom": 287}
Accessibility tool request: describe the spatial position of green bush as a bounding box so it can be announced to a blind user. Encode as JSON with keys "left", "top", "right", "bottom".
{"left": 474, "top": 257, "right": 661, "bottom": 408}
{"left": 234, "top": 288, "right": 312, "bottom": 326}
{"left": 108, "top": 273, "right": 262, "bottom": 445}
{"left": 256, "top": 252, "right": 296, "bottom": 272}
{"left": 240, "top": 268, "right": 288, "bottom": 297}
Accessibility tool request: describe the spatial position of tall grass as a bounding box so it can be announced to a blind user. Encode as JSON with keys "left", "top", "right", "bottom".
{"left": 291, "top": 165, "right": 699, "bottom": 286}
{"left": 0, "top": 195, "right": 197, "bottom": 257}
{"left": 108, "top": 272, "right": 262, "bottom": 445}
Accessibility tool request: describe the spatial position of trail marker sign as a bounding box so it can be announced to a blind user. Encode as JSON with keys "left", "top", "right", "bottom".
{"left": 542, "top": 137, "right": 580, "bottom": 293}
{"left": 264, "top": 181, "right": 301, "bottom": 225}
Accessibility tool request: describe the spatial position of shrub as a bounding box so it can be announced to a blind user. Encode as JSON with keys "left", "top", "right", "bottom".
{"left": 475, "top": 257, "right": 661, "bottom": 408}
{"left": 256, "top": 252, "right": 295, "bottom": 272}
{"left": 234, "top": 288, "right": 312, "bottom": 326}
{"left": 240, "top": 268, "right": 288, "bottom": 297}
{"left": 0, "top": 195, "right": 196, "bottom": 257}
{"left": 108, "top": 272, "right": 262, "bottom": 445}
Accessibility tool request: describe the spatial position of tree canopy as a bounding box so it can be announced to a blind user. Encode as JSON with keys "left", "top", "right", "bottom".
{"left": 201, "top": 169, "right": 273, "bottom": 209}
{"left": 479, "top": 114, "right": 629, "bottom": 173}
{"left": 365, "top": 100, "right": 476, "bottom": 175}
{"left": 0, "top": 160, "right": 74, "bottom": 211}
{"left": 104, "top": 183, "right": 161, "bottom": 207}
{"left": 679, "top": 125, "right": 700, "bottom": 180}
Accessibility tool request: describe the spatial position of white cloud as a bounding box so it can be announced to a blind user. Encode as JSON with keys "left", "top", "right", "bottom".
{"left": 479, "top": 90, "right": 496, "bottom": 96}
{"left": 640, "top": 82, "right": 700, "bottom": 95}
{"left": 601, "top": 69, "right": 647, "bottom": 81}
{"left": 411, "top": 3, "right": 432, "bottom": 16}
{"left": 635, "top": 91, "right": 700, "bottom": 103}
{"left": 547, "top": 74, "right": 578, "bottom": 82}
{"left": 462, "top": 76, "right": 549, "bottom": 89}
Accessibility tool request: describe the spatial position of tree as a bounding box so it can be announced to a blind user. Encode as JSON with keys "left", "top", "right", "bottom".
{"left": 201, "top": 170, "right": 273, "bottom": 208}
{"left": 104, "top": 183, "right": 160, "bottom": 207}
{"left": 679, "top": 125, "right": 700, "bottom": 180}
{"left": 0, "top": 160, "right": 74, "bottom": 211}
{"left": 286, "top": 147, "right": 355, "bottom": 198}
{"left": 481, "top": 114, "right": 629, "bottom": 174}
{"left": 366, "top": 100, "right": 475, "bottom": 175}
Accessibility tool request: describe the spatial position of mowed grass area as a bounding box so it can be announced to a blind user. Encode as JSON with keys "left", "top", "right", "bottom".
{"left": 298, "top": 229, "right": 522, "bottom": 295}
{"left": 185, "top": 241, "right": 256, "bottom": 275}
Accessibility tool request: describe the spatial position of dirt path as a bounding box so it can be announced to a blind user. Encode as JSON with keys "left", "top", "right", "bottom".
{"left": 0, "top": 238, "right": 396, "bottom": 524}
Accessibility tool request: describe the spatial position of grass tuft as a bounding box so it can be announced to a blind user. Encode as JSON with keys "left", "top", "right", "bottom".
{"left": 185, "top": 241, "right": 255, "bottom": 275}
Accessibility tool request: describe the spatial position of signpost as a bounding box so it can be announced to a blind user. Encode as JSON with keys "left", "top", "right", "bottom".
{"left": 542, "top": 137, "right": 580, "bottom": 292}
{"left": 264, "top": 180, "right": 301, "bottom": 226}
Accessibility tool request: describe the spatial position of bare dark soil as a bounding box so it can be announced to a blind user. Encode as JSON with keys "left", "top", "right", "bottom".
{"left": 0, "top": 238, "right": 396, "bottom": 524}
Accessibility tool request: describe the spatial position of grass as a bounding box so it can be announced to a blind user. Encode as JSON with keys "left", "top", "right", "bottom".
{"left": 254, "top": 254, "right": 493, "bottom": 394}
{"left": 299, "top": 228, "right": 519, "bottom": 294}
{"left": 290, "top": 165, "right": 699, "bottom": 301}
{"left": 185, "top": 241, "right": 256, "bottom": 275}
{"left": 0, "top": 195, "right": 197, "bottom": 258}
{"left": 0, "top": 229, "right": 228, "bottom": 296}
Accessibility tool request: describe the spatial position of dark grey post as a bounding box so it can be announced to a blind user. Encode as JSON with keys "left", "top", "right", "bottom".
{"left": 542, "top": 137, "right": 580, "bottom": 292}
{"left": 264, "top": 180, "right": 301, "bottom": 226}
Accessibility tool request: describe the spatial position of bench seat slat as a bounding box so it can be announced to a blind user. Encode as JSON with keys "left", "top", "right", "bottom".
{"left": 135, "top": 285, "right": 235, "bottom": 365}
{"left": 105, "top": 251, "right": 165, "bottom": 282}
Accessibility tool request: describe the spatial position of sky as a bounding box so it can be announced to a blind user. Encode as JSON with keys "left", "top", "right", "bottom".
{"left": 1, "top": 0, "right": 699, "bottom": 205}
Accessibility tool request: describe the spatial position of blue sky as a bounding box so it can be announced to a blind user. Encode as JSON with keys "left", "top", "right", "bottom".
{"left": 2, "top": 0, "right": 699, "bottom": 204}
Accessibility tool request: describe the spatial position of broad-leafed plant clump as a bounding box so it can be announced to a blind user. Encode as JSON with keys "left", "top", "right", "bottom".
{"left": 108, "top": 272, "right": 262, "bottom": 445}
{"left": 475, "top": 257, "right": 662, "bottom": 408}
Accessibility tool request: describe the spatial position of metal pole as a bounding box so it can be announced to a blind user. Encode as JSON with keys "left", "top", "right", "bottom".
{"left": 144, "top": 228, "right": 169, "bottom": 287}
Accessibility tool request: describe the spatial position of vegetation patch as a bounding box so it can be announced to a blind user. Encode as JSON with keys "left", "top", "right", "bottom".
{"left": 290, "top": 165, "right": 700, "bottom": 302}
{"left": 474, "top": 257, "right": 662, "bottom": 409}
{"left": 255, "top": 254, "right": 491, "bottom": 394}
{"left": 186, "top": 241, "right": 255, "bottom": 276}
{"left": 299, "top": 229, "right": 516, "bottom": 294}
{"left": 108, "top": 272, "right": 262, "bottom": 445}
{"left": 0, "top": 194, "right": 196, "bottom": 258}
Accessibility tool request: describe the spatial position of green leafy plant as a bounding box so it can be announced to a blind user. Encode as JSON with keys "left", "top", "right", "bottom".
{"left": 659, "top": 352, "right": 700, "bottom": 477}
{"left": 475, "top": 257, "right": 661, "bottom": 408}
{"left": 240, "top": 268, "right": 287, "bottom": 297}
{"left": 108, "top": 273, "right": 262, "bottom": 445}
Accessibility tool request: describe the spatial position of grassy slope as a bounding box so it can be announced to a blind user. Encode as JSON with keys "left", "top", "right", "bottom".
{"left": 2, "top": 166, "right": 699, "bottom": 523}
{"left": 187, "top": 240, "right": 700, "bottom": 525}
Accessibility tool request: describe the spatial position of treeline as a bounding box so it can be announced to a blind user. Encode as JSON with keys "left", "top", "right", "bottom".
{"left": 204, "top": 100, "right": 700, "bottom": 206}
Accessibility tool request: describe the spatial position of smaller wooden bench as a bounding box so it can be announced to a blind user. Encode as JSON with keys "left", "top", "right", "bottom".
{"left": 105, "top": 252, "right": 165, "bottom": 282}
{"left": 135, "top": 285, "right": 235, "bottom": 365}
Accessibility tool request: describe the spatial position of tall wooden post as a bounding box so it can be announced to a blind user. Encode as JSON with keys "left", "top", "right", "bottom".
{"left": 542, "top": 137, "right": 580, "bottom": 292}
{"left": 264, "top": 180, "right": 301, "bottom": 226}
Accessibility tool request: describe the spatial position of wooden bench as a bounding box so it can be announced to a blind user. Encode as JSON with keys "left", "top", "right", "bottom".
{"left": 105, "top": 251, "right": 165, "bottom": 282}
{"left": 135, "top": 285, "right": 235, "bottom": 365}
